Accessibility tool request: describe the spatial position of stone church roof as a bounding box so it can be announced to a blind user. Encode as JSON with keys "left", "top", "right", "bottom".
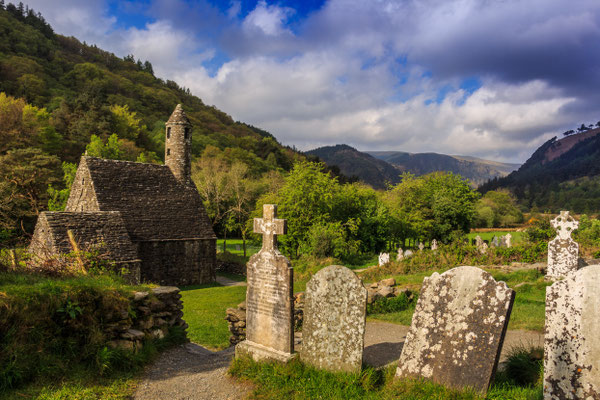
{"left": 66, "top": 156, "right": 215, "bottom": 241}
{"left": 29, "top": 211, "right": 138, "bottom": 262}
{"left": 166, "top": 104, "right": 191, "bottom": 125}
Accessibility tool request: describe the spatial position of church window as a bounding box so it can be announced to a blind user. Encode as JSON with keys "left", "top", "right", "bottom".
{"left": 167, "top": 148, "right": 171, "bottom": 155}
{"left": 184, "top": 127, "right": 189, "bottom": 139}
{"left": 167, "top": 127, "right": 171, "bottom": 139}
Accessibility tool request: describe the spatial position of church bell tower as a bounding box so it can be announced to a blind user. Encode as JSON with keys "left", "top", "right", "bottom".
{"left": 165, "top": 104, "right": 193, "bottom": 186}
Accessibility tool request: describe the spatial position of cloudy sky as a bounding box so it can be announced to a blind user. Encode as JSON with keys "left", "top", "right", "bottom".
{"left": 22, "top": 0, "right": 600, "bottom": 162}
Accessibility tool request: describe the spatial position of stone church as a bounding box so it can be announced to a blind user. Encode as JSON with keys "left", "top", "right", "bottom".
{"left": 29, "top": 105, "right": 217, "bottom": 286}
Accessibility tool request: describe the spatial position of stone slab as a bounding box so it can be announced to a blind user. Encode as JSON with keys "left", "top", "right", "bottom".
{"left": 235, "top": 340, "right": 298, "bottom": 363}
{"left": 544, "top": 265, "right": 600, "bottom": 399}
{"left": 395, "top": 265, "right": 515, "bottom": 393}
{"left": 301, "top": 265, "right": 367, "bottom": 372}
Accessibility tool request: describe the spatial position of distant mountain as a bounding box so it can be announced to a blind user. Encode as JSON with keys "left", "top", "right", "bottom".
{"left": 305, "top": 145, "right": 401, "bottom": 189}
{"left": 480, "top": 128, "right": 600, "bottom": 212}
{"left": 368, "top": 151, "right": 519, "bottom": 187}
{"left": 306, "top": 145, "right": 519, "bottom": 189}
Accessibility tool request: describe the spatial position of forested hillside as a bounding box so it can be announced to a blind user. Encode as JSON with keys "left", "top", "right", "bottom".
{"left": 0, "top": 3, "right": 302, "bottom": 244}
{"left": 480, "top": 128, "right": 600, "bottom": 212}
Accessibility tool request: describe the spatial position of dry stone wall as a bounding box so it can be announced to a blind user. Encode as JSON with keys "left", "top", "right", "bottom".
{"left": 107, "top": 286, "right": 187, "bottom": 351}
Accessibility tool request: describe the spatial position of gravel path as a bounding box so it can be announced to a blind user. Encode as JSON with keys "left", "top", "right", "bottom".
{"left": 134, "top": 343, "right": 252, "bottom": 400}
{"left": 215, "top": 275, "right": 247, "bottom": 287}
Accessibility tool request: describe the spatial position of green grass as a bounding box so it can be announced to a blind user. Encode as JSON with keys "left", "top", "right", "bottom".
{"left": 467, "top": 231, "right": 525, "bottom": 244}
{"left": 180, "top": 283, "right": 247, "bottom": 350}
{"left": 230, "top": 356, "right": 543, "bottom": 399}
{"left": 217, "top": 238, "right": 260, "bottom": 257}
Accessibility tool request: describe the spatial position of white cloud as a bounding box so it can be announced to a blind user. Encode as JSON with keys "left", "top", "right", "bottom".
{"left": 242, "top": 1, "right": 294, "bottom": 36}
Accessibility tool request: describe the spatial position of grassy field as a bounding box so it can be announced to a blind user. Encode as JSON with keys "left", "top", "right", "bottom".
{"left": 217, "top": 238, "right": 260, "bottom": 257}
{"left": 467, "top": 230, "right": 525, "bottom": 244}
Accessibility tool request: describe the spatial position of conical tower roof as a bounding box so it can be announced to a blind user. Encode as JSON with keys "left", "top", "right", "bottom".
{"left": 166, "top": 104, "right": 191, "bottom": 125}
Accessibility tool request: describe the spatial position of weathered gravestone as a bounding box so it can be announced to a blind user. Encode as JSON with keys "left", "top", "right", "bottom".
{"left": 544, "top": 265, "right": 600, "bottom": 399}
{"left": 395, "top": 266, "right": 515, "bottom": 393}
{"left": 418, "top": 242, "right": 425, "bottom": 251}
{"left": 431, "top": 239, "right": 438, "bottom": 251}
{"left": 396, "top": 248, "right": 404, "bottom": 261}
{"left": 480, "top": 242, "right": 488, "bottom": 254}
{"left": 235, "top": 204, "right": 296, "bottom": 362}
{"left": 379, "top": 252, "right": 390, "bottom": 266}
{"left": 404, "top": 249, "right": 413, "bottom": 259}
{"left": 547, "top": 210, "right": 579, "bottom": 280}
{"left": 491, "top": 236, "right": 499, "bottom": 248}
{"left": 301, "top": 265, "right": 367, "bottom": 373}
{"left": 505, "top": 233, "right": 512, "bottom": 248}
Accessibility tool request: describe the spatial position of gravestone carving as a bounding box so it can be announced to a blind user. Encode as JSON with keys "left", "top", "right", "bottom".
{"left": 547, "top": 211, "right": 579, "bottom": 280}
{"left": 544, "top": 265, "right": 600, "bottom": 399}
{"left": 395, "top": 266, "right": 515, "bottom": 393}
{"left": 379, "top": 252, "right": 390, "bottom": 266}
{"left": 235, "top": 204, "right": 296, "bottom": 362}
{"left": 301, "top": 265, "right": 367, "bottom": 372}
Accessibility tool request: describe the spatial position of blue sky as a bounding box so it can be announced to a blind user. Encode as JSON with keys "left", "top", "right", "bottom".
{"left": 22, "top": 0, "right": 600, "bottom": 162}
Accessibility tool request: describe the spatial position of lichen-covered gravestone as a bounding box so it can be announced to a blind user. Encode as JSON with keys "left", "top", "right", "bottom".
{"left": 378, "top": 252, "right": 390, "bottom": 266}
{"left": 395, "top": 266, "right": 515, "bottom": 393}
{"left": 235, "top": 204, "right": 296, "bottom": 362}
{"left": 544, "top": 265, "right": 600, "bottom": 399}
{"left": 547, "top": 210, "right": 579, "bottom": 280}
{"left": 491, "top": 236, "right": 499, "bottom": 247}
{"left": 301, "top": 265, "right": 367, "bottom": 372}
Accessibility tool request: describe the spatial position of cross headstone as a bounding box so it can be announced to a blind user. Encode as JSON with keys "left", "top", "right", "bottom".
{"left": 547, "top": 210, "right": 579, "bottom": 280}
{"left": 544, "top": 265, "right": 600, "bottom": 398}
{"left": 431, "top": 239, "right": 438, "bottom": 251}
{"left": 505, "top": 233, "right": 512, "bottom": 248}
{"left": 378, "top": 252, "right": 390, "bottom": 266}
{"left": 235, "top": 204, "right": 296, "bottom": 363}
{"left": 301, "top": 265, "right": 367, "bottom": 373}
{"left": 395, "top": 266, "right": 515, "bottom": 393}
{"left": 418, "top": 242, "right": 424, "bottom": 251}
{"left": 396, "top": 248, "right": 404, "bottom": 261}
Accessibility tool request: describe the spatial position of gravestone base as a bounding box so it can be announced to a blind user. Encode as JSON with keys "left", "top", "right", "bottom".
{"left": 236, "top": 340, "right": 297, "bottom": 363}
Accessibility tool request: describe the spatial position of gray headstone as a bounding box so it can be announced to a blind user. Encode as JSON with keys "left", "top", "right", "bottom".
{"left": 547, "top": 211, "right": 579, "bottom": 280}
{"left": 301, "top": 265, "right": 367, "bottom": 373}
{"left": 475, "top": 235, "right": 483, "bottom": 247}
{"left": 378, "top": 252, "right": 390, "bottom": 266}
{"left": 505, "top": 233, "right": 512, "bottom": 248}
{"left": 395, "top": 266, "right": 515, "bottom": 393}
{"left": 491, "top": 236, "right": 499, "bottom": 247}
{"left": 544, "top": 265, "right": 600, "bottom": 398}
{"left": 404, "top": 249, "right": 413, "bottom": 258}
{"left": 235, "top": 204, "right": 296, "bottom": 363}
{"left": 396, "top": 248, "right": 404, "bottom": 261}
{"left": 418, "top": 242, "right": 425, "bottom": 251}
{"left": 431, "top": 239, "right": 438, "bottom": 251}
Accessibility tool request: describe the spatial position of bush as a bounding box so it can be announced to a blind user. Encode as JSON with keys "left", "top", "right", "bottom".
{"left": 367, "top": 292, "right": 417, "bottom": 315}
{"left": 524, "top": 218, "right": 554, "bottom": 243}
{"left": 500, "top": 345, "right": 544, "bottom": 387}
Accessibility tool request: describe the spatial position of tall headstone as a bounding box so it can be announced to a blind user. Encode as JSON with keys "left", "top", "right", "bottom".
{"left": 418, "top": 242, "right": 425, "bottom": 251}
{"left": 544, "top": 265, "right": 600, "bottom": 398}
{"left": 505, "top": 233, "right": 512, "bottom": 248}
{"left": 547, "top": 211, "right": 579, "bottom": 280}
{"left": 475, "top": 235, "right": 483, "bottom": 248}
{"left": 235, "top": 204, "right": 296, "bottom": 362}
{"left": 480, "top": 242, "right": 488, "bottom": 254}
{"left": 378, "top": 252, "right": 390, "bottom": 266}
{"left": 491, "top": 236, "right": 499, "bottom": 248}
{"left": 395, "top": 266, "right": 515, "bottom": 393}
{"left": 396, "top": 248, "right": 404, "bottom": 261}
{"left": 301, "top": 265, "right": 367, "bottom": 373}
{"left": 431, "top": 239, "right": 438, "bottom": 251}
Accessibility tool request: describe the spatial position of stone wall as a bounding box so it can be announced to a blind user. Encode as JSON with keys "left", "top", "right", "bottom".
{"left": 107, "top": 286, "right": 187, "bottom": 351}
{"left": 137, "top": 239, "right": 215, "bottom": 286}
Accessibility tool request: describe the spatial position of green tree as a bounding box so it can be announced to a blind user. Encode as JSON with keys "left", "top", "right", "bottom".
{"left": 474, "top": 190, "right": 523, "bottom": 228}
{"left": 47, "top": 161, "right": 76, "bottom": 211}
{"left": 0, "top": 148, "right": 60, "bottom": 238}
{"left": 85, "top": 134, "right": 122, "bottom": 160}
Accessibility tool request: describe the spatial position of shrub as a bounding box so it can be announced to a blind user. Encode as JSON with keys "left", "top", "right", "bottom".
{"left": 500, "top": 345, "right": 544, "bottom": 387}
{"left": 366, "top": 292, "right": 417, "bottom": 315}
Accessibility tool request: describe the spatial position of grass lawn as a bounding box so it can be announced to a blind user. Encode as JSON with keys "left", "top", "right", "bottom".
{"left": 217, "top": 238, "right": 260, "bottom": 257}
{"left": 180, "top": 282, "right": 247, "bottom": 350}
{"left": 467, "top": 230, "right": 525, "bottom": 244}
